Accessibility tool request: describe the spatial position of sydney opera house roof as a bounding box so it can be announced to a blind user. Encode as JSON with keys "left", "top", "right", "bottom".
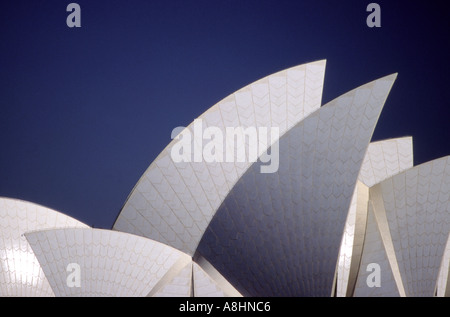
{"left": 1, "top": 60, "right": 449, "bottom": 297}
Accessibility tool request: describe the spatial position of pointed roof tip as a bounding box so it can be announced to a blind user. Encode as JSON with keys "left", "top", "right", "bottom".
{"left": 367, "top": 72, "right": 398, "bottom": 89}
{"left": 368, "top": 73, "right": 398, "bottom": 85}
{"left": 399, "top": 135, "right": 413, "bottom": 143}
{"left": 309, "top": 59, "right": 327, "bottom": 66}
{"left": 307, "top": 59, "right": 326, "bottom": 64}
{"left": 380, "top": 73, "right": 398, "bottom": 90}
{"left": 371, "top": 135, "right": 413, "bottom": 144}
{"left": 384, "top": 72, "right": 398, "bottom": 81}
{"left": 313, "top": 59, "right": 327, "bottom": 68}
{"left": 288, "top": 59, "right": 327, "bottom": 71}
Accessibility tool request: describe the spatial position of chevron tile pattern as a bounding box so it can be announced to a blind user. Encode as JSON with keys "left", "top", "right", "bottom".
{"left": 359, "top": 137, "right": 413, "bottom": 187}
{"left": 25, "top": 228, "right": 190, "bottom": 297}
{"left": 0, "top": 197, "right": 88, "bottom": 297}
{"left": 337, "top": 137, "right": 414, "bottom": 296}
{"left": 377, "top": 156, "right": 450, "bottom": 296}
{"left": 2, "top": 61, "right": 448, "bottom": 297}
{"left": 113, "top": 61, "right": 326, "bottom": 256}
{"left": 353, "top": 156, "right": 450, "bottom": 297}
{"left": 196, "top": 74, "right": 397, "bottom": 296}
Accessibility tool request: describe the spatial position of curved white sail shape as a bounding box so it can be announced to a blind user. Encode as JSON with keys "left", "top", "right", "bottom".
{"left": 196, "top": 74, "right": 398, "bottom": 296}
{"left": 113, "top": 60, "right": 326, "bottom": 255}
{"left": 2, "top": 61, "right": 447, "bottom": 297}
{"left": 0, "top": 197, "right": 88, "bottom": 297}
{"left": 359, "top": 137, "right": 414, "bottom": 187}
{"left": 354, "top": 156, "right": 450, "bottom": 296}
{"left": 336, "top": 137, "right": 414, "bottom": 296}
{"left": 25, "top": 228, "right": 191, "bottom": 297}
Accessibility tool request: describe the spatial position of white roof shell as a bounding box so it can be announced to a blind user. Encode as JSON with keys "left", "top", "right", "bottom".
{"left": 113, "top": 60, "right": 326, "bottom": 255}
{"left": 358, "top": 137, "right": 414, "bottom": 187}
{"left": 24, "top": 227, "right": 241, "bottom": 297}
{"left": 337, "top": 137, "right": 414, "bottom": 296}
{"left": 196, "top": 74, "right": 397, "bottom": 296}
{"left": 2, "top": 61, "right": 446, "bottom": 298}
{"left": 354, "top": 156, "right": 450, "bottom": 296}
{"left": 0, "top": 197, "right": 88, "bottom": 297}
{"left": 25, "top": 228, "right": 191, "bottom": 297}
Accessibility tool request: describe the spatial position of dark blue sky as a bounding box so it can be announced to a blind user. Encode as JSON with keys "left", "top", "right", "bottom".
{"left": 0, "top": 1, "right": 449, "bottom": 228}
